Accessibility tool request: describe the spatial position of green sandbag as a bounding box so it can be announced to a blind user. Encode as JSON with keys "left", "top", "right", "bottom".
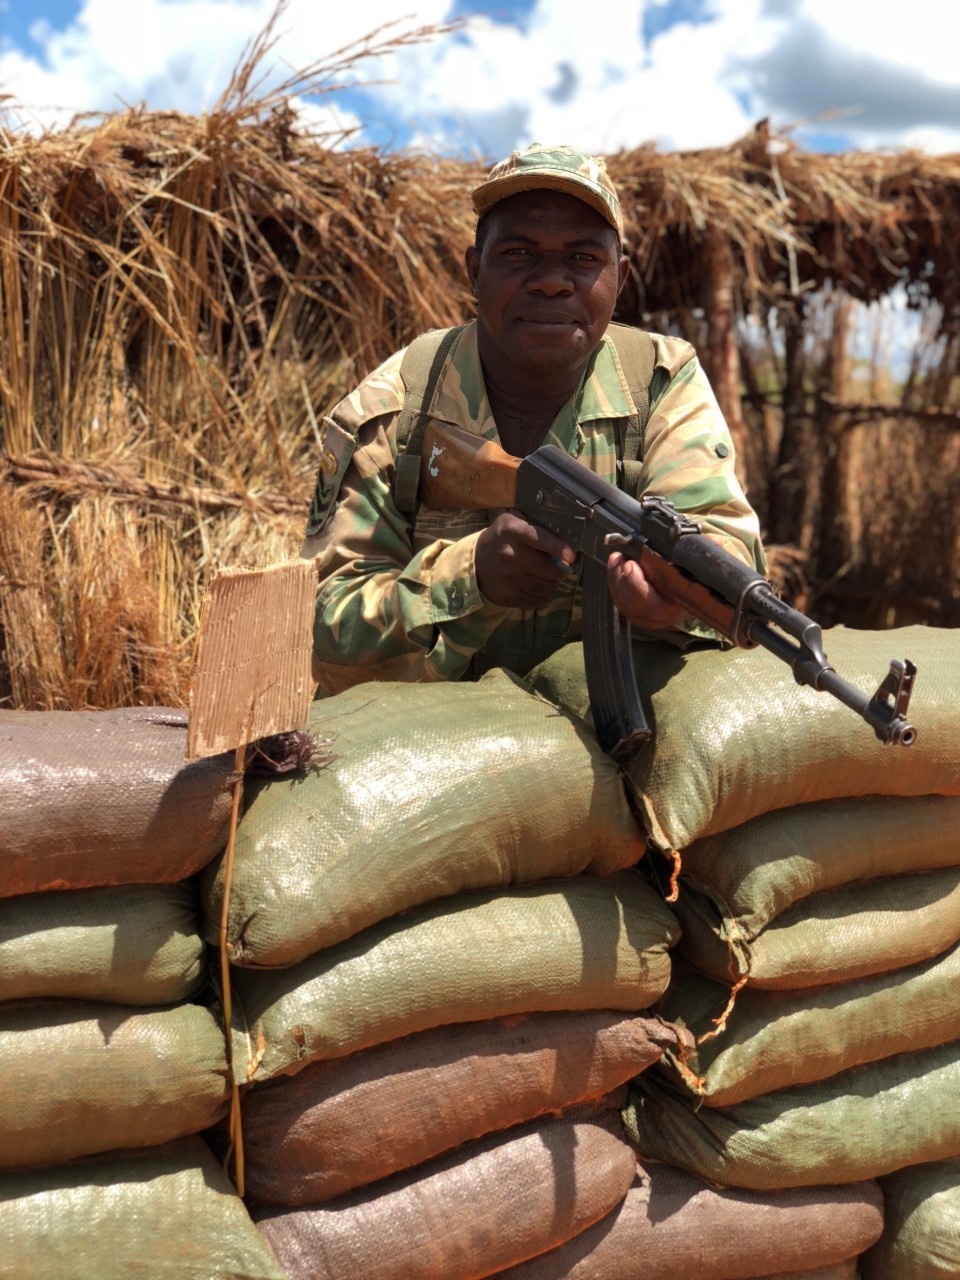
{"left": 674, "top": 866, "right": 960, "bottom": 988}
{"left": 678, "top": 795, "right": 960, "bottom": 940}
{"left": 658, "top": 943, "right": 960, "bottom": 1107}
{"left": 0, "top": 1138, "right": 287, "bottom": 1280}
{"left": 0, "top": 883, "right": 204, "bottom": 1004}
{"left": 624, "top": 1039, "right": 960, "bottom": 1190}
{"left": 860, "top": 1159, "right": 960, "bottom": 1278}
{"left": 204, "top": 672, "right": 645, "bottom": 968}
{"left": 0, "top": 1001, "right": 229, "bottom": 1167}
{"left": 528, "top": 626, "right": 960, "bottom": 852}
{"left": 232, "top": 873, "right": 679, "bottom": 1082}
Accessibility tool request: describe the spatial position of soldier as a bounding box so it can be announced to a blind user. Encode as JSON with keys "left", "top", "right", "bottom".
{"left": 302, "top": 144, "right": 766, "bottom": 694}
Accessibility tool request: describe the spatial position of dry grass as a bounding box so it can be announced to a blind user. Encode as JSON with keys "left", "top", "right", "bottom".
{"left": 0, "top": 20, "right": 958, "bottom": 707}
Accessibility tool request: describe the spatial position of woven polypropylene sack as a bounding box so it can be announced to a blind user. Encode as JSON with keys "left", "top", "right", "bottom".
{"left": 232, "top": 872, "right": 679, "bottom": 1082}
{"left": 752, "top": 1263, "right": 861, "bottom": 1280}
{"left": 496, "top": 1162, "right": 882, "bottom": 1279}
{"left": 677, "top": 795, "right": 960, "bottom": 942}
{"left": 0, "top": 1138, "right": 286, "bottom": 1280}
{"left": 658, "top": 944, "right": 960, "bottom": 1107}
{"left": 674, "top": 866, "right": 960, "bottom": 988}
{"left": 0, "top": 708, "right": 237, "bottom": 897}
{"left": 528, "top": 627, "right": 960, "bottom": 853}
{"left": 203, "top": 672, "right": 644, "bottom": 968}
{"left": 240, "top": 1009, "right": 689, "bottom": 1204}
{"left": 0, "top": 1001, "right": 229, "bottom": 1167}
{"left": 860, "top": 1158, "right": 960, "bottom": 1278}
{"left": 0, "top": 883, "right": 204, "bottom": 1004}
{"left": 254, "top": 1115, "right": 637, "bottom": 1280}
{"left": 624, "top": 1038, "right": 960, "bottom": 1190}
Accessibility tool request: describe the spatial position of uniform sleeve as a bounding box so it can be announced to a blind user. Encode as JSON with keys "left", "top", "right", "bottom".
{"left": 636, "top": 355, "right": 767, "bottom": 646}
{"left": 642, "top": 356, "right": 767, "bottom": 573}
{"left": 301, "top": 413, "right": 510, "bottom": 694}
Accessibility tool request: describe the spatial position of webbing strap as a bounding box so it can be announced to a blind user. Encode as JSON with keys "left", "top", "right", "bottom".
{"left": 607, "top": 323, "right": 656, "bottom": 496}
{"left": 394, "top": 327, "right": 463, "bottom": 514}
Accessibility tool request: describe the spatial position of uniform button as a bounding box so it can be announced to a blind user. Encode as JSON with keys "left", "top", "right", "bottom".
{"left": 715, "top": 441, "right": 730, "bottom": 458}
{"left": 450, "top": 588, "right": 464, "bottom": 610}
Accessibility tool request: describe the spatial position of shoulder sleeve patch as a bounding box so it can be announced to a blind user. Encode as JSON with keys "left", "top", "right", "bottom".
{"left": 304, "top": 417, "right": 358, "bottom": 537}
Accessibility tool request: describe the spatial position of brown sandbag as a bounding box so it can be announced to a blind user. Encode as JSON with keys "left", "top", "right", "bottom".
{"left": 528, "top": 627, "right": 960, "bottom": 853}
{"left": 240, "top": 1009, "right": 690, "bottom": 1204}
{"left": 254, "top": 1115, "right": 637, "bottom": 1280}
{"left": 658, "top": 945, "right": 960, "bottom": 1107}
{"left": 203, "top": 672, "right": 644, "bottom": 968}
{"left": 0, "top": 1001, "right": 229, "bottom": 1167}
{"left": 674, "top": 866, "right": 960, "bottom": 988}
{"left": 0, "top": 883, "right": 204, "bottom": 1004}
{"left": 677, "top": 795, "right": 960, "bottom": 942}
{"left": 860, "top": 1158, "right": 960, "bottom": 1279}
{"left": 0, "top": 1138, "right": 286, "bottom": 1280}
{"left": 752, "top": 1263, "right": 860, "bottom": 1280}
{"left": 624, "top": 1038, "right": 960, "bottom": 1190}
{"left": 0, "top": 707, "right": 236, "bottom": 897}
{"left": 232, "top": 872, "right": 679, "bottom": 1082}
{"left": 495, "top": 1162, "right": 883, "bottom": 1279}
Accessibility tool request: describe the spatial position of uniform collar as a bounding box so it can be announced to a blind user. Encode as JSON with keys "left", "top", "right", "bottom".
{"left": 434, "top": 320, "right": 635, "bottom": 457}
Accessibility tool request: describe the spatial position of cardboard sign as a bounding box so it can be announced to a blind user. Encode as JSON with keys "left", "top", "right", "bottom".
{"left": 187, "top": 560, "right": 315, "bottom": 759}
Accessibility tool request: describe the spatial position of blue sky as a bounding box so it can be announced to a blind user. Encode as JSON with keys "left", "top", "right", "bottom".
{"left": 2, "top": 0, "right": 960, "bottom": 156}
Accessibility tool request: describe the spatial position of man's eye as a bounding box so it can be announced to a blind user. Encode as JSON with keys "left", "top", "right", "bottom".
{"left": 572, "top": 252, "right": 598, "bottom": 262}
{"left": 503, "top": 247, "right": 530, "bottom": 256}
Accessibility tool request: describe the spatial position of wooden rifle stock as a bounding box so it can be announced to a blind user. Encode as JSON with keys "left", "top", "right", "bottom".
{"left": 420, "top": 423, "right": 520, "bottom": 511}
{"left": 420, "top": 422, "right": 734, "bottom": 634}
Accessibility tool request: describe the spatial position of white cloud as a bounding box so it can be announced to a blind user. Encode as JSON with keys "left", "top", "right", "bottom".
{"left": 3, "top": 0, "right": 960, "bottom": 156}
{"left": 0, "top": 0, "right": 450, "bottom": 129}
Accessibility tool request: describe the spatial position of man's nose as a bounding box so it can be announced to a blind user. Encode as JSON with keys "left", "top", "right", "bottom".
{"left": 527, "top": 257, "right": 574, "bottom": 293}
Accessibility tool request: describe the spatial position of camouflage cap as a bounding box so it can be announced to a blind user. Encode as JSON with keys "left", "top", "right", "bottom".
{"left": 472, "top": 143, "right": 623, "bottom": 238}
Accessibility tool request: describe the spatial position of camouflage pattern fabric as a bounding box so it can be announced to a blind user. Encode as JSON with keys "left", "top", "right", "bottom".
{"left": 302, "top": 320, "right": 766, "bottom": 694}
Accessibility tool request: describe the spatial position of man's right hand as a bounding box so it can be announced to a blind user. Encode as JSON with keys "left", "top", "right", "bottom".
{"left": 475, "top": 512, "right": 576, "bottom": 609}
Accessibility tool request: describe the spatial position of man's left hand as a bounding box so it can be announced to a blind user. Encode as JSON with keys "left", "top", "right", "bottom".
{"left": 606, "top": 550, "right": 689, "bottom": 631}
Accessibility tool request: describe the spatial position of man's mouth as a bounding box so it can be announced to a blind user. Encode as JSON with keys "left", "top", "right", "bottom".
{"left": 516, "top": 315, "right": 580, "bottom": 326}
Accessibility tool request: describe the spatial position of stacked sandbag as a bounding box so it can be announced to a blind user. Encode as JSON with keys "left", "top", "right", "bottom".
{"left": 529, "top": 626, "right": 959, "bottom": 854}
{"left": 253, "top": 1112, "right": 639, "bottom": 1280}
{"left": 492, "top": 1160, "right": 884, "bottom": 1278}
{"left": 227, "top": 871, "right": 681, "bottom": 1276}
{"left": 238, "top": 1009, "right": 684, "bottom": 1205}
{"left": 0, "top": 706, "right": 237, "bottom": 896}
{"left": 660, "top": 796, "right": 960, "bottom": 991}
{"left": 529, "top": 624, "right": 960, "bottom": 1270}
{"left": 0, "top": 710, "right": 235, "bottom": 1201}
{"left": 0, "top": 1138, "right": 286, "bottom": 1280}
{"left": 201, "top": 672, "right": 684, "bottom": 1275}
{"left": 202, "top": 671, "right": 646, "bottom": 967}
{"left": 860, "top": 1158, "right": 960, "bottom": 1278}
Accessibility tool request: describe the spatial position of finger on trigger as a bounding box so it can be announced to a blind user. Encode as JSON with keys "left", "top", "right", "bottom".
{"left": 523, "top": 521, "right": 575, "bottom": 564}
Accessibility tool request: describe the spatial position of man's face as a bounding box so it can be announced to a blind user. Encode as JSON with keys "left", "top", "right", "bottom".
{"left": 464, "top": 190, "right": 628, "bottom": 388}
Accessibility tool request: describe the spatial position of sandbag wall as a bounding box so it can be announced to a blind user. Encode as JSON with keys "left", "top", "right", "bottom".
{"left": 201, "top": 669, "right": 686, "bottom": 1278}
{"left": 0, "top": 708, "right": 285, "bottom": 1280}
{"left": 533, "top": 622, "right": 960, "bottom": 1274}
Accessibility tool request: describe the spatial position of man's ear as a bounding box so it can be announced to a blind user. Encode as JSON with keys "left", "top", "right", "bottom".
{"left": 617, "top": 252, "right": 630, "bottom": 297}
{"left": 464, "top": 244, "right": 481, "bottom": 292}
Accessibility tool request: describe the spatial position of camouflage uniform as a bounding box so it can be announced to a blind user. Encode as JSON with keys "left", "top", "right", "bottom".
{"left": 302, "top": 319, "right": 766, "bottom": 694}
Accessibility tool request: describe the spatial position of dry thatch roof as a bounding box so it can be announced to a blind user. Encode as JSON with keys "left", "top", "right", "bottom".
{"left": 1, "top": 57, "right": 958, "bottom": 708}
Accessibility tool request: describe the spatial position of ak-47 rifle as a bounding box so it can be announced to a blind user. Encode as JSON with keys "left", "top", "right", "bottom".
{"left": 419, "top": 422, "right": 917, "bottom": 762}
